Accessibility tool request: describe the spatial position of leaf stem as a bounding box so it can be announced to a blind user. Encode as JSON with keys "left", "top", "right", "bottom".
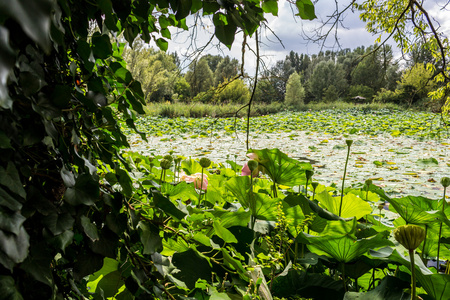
{"left": 339, "top": 143, "right": 351, "bottom": 217}
{"left": 409, "top": 249, "right": 416, "bottom": 300}
{"left": 437, "top": 186, "right": 447, "bottom": 271}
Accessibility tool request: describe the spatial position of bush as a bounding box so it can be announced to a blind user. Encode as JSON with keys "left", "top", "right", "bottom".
{"left": 374, "top": 88, "right": 402, "bottom": 104}
{"left": 348, "top": 84, "right": 374, "bottom": 101}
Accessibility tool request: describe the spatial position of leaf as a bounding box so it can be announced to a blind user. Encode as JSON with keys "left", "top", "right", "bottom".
{"left": 42, "top": 211, "right": 74, "bottom": 236}
{"left": 300, "top": 233, "right": 393, "bottom": 263}
{"left": 181, "top": 158, "right": 203, "bottom": 175}
{"left": 172, "top": 249, "right": 213, "bottom": 289}
{"left": 225, "top": 176, "right": 251, "bottom": 208}
{"left": 0, "top": 0, "right": 53, "bottom": 51}
{"left": 250, "top": 148, "right": 312, "bottom": 186}
{"left": 370, "top": 248, "right": 450, "bottom": 300}
{"left": 344, "top": 276, "right": 410, "bottom": 300}
{"left": 262, "top": 0, "right": 278, "bottom": 15}
{"left": 96, "top": 271, "right": 124, "bottom": 298}
{"left": 0, "top": 187, "right": 22, "bottom": 211}
{"left": 214, "top": 23, "right": 236, "bottom": 49}
{"left": 316, "top": 190, "right": 372, "bottom": 220}
{"left": 0, "top": 226, "right": 29, "bottom": 265}
{"left": 295, "top": 0, "right": 316, "bottom": 20}
{"left": 388, "top": 196, "right": 450, "bottom": 226}
{"left": 213, "top": 220, "right": 238, "bottom": 243}
{"left": 115, "top": 168, "right": 133, "bottom": 197}
{"left": 20, "top": 244, "right": 53, "bottom": 286}
{"left": 48, "top": 230, "right": 74, "bottom": 253}
{"left": 0, "top": 27, "right": 15, "bottom": 110}
{"left": 155, "top": 38, "right": 168, "bottom": 51}
{"left": 0, "top": 208, "right": 26, "bottom": 236}
{"left": 64, "top": 173, "right": 99, "bottom": 206}
{"left": 138, "top": 221, "right": 162, "bottom": 255}
{"left": 153, "top": 192, "right": 186, "bottom": 221}
{"left": 80, "top": 216, "right": 99, "bottom": 242}
{"left": 416, "top": 158, "right": 439, "bottom": 165}
{"left": 0, "top": 163, "right": 25, "bottom": 199}
{"left": 0, "top": 275, "right": 23, "bottom": 299}
{"left": 91, "top": 33, "right": 113, "bottom": 59}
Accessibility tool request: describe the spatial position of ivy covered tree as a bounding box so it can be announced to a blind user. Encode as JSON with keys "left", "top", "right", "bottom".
{"left": 0, "top": 0, "right": 317, "bottom": 298}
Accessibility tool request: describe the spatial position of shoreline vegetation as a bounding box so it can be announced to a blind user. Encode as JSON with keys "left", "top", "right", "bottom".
{"left": 142, "top": 100, "right": 403, "bottom": 118}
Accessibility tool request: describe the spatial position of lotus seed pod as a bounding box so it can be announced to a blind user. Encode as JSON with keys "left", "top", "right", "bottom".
{"left": 305, "top": 169, "right": 314, "bottom": 180}
{"left": 377, "top": 202, "right": 385, "bottom": 210}
{"left": 311, "top": 182, "right": 319, "bottom": 190}
{"left": 199, "top": 157, "right": 211, "bottom": 168}
{"left": 441, "top": 177, "right": 450, "bottom": 188}
{"left": 174, "top": 157, "right": 182, "bottom": 164}
{"left": 365, "top": 179, "right": 373, "bottom": 186}
{"left": 163, "top": 155, "right": 174, "bottom": 162}
{"left": 247, "top": 160, "right": 259, "bottom": 172}
{"left": 160, "top": 158, "right": 172, "bottom": 170}
{"left": 346, "top": 139, "right": 353, "bottom": 147}
{"left": 394, "top": 225, "right": 426, "bottom": 251}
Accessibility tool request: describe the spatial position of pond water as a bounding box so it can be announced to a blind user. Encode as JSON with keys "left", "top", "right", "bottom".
{"left": 129, "top": 130, "right": 449, "bottom": 199}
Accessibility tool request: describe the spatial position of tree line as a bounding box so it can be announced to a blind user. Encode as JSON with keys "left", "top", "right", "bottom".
{"left": 124, "top": 42, "right": 438, "bottom": 109}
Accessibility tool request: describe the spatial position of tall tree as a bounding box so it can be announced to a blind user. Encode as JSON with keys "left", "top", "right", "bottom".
{"left": 308, "top": 60, "right": 347, "bottom": 100}
{"left": 285, "top": 71, "right": 305, "bottom": 107}
{"left": 185, "top": 58, "right": 214, "bottom": 96}
{"left": 124, "top": 44, "right": 179, "bottom": 102}
{"left": 214, "top": 56, "right": 240, "bottom": 85}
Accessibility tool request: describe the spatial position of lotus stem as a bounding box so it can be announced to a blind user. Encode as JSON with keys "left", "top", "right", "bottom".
{"left": 339, "top": 140, "right": 352, "bottom": 217}
{"left": 437, "top": 178, "right": 449, "bottom": 271}
{"left": 409, "top": 249, "right": 417, "bottom": 300}
{"left": 197, "top": 168, "right": 204, "bottom": 208}
{"left": 421, "top": 225, "right": 428, "bottom": 262}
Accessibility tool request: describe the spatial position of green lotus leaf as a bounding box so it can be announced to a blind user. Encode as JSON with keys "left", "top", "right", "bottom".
{"left": 299, "top": 232, "right": 393, "bottom": 263}
{"left": 249, "top": 148, "right": 312, "bottom": 186}
{"left": 316, "top": 190, "right": 372, "bottom": 220}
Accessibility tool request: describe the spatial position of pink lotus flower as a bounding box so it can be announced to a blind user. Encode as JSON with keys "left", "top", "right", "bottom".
{"left": 181, "top": 172, "right": 208, "bottom": 190}
{"left": 241, "top": 163, "right": 259, "bottom": 177}
{"left": 241, "top": 152, "right": 260, "bottom": 177}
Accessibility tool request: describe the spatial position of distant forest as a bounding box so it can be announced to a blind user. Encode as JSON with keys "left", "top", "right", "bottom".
{"left": 124, "top": 40, "right": 439, "bottom": 109}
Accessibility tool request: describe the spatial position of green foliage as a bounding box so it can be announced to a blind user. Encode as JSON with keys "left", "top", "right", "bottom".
{"left": 348, "top": 85, "right": 375, "bottom": 101}
{"left": 123, "top": 41, "right": 179, "bottom": 102}
{"left": 186, "top": 58, "right": 214, "bottom": 96}
{"left": 308, "top": 60, "right": 347, "bottom": 100}
{"left": 0, "top": 0, "right": 321, "bottom": 298}
{"left": 215, "top": 79, "right": 250, "bottom": 104}
{"left": 397, "top": 63, "right": 436, "bottom": 105}
{"left": 285, "top": 71, "right": 305, "bottom": 108}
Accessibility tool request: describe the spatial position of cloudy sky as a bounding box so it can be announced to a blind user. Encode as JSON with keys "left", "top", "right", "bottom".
{"left": 164, "top": 0, "right": 449, "bottom": 73}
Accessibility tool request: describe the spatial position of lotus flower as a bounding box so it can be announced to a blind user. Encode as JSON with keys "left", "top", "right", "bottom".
{"left": 241, "top": 152, "right": 262, "bottom": 177}
{"left": 181, "top": 172, "right": 208, "bottom": 190}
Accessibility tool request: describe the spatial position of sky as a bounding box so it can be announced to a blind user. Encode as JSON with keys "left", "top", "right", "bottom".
{"left": 164, "top": 0, "right": 450, "bottom": 74}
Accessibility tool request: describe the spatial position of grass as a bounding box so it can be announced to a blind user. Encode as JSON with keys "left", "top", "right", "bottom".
{"left": 142, "top": 100, "right": 403, "bottom": 118}
{"left": 143, "top": 101, "right": 287, "bottom": 118}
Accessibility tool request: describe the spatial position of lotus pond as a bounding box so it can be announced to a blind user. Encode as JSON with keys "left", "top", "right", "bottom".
{"left": 128, "top": 109, "right": 449, "bottom": 199}
{"left": 84, "top": 109, "right": 450, "bottom": 299}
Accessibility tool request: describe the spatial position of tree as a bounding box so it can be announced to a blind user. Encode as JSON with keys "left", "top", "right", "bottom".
{"left": 124, "top": 45, "right": 179, "bottom": 102}
{"left": 285, "top": 71, "right": 305, "bottom": 108}
{"left": 214, "top": 56, "right": 240, "bottom": 85}
{"left": 397, "top": 63, "right": 436, "bottom": 105}
{"left": 308, "top": 60, "right": 347, "bottom": 100}
{"left": 185, "top": 58, "right": 214, "bottom": 96}
{"left": 0, "top": 1, "right": 318, "bottom": 298}
{"left": 215, "top": 79, "right": 250, "bottom": 104}
{"left": 358, "top": 0, "right": 450, "bottom": 111}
